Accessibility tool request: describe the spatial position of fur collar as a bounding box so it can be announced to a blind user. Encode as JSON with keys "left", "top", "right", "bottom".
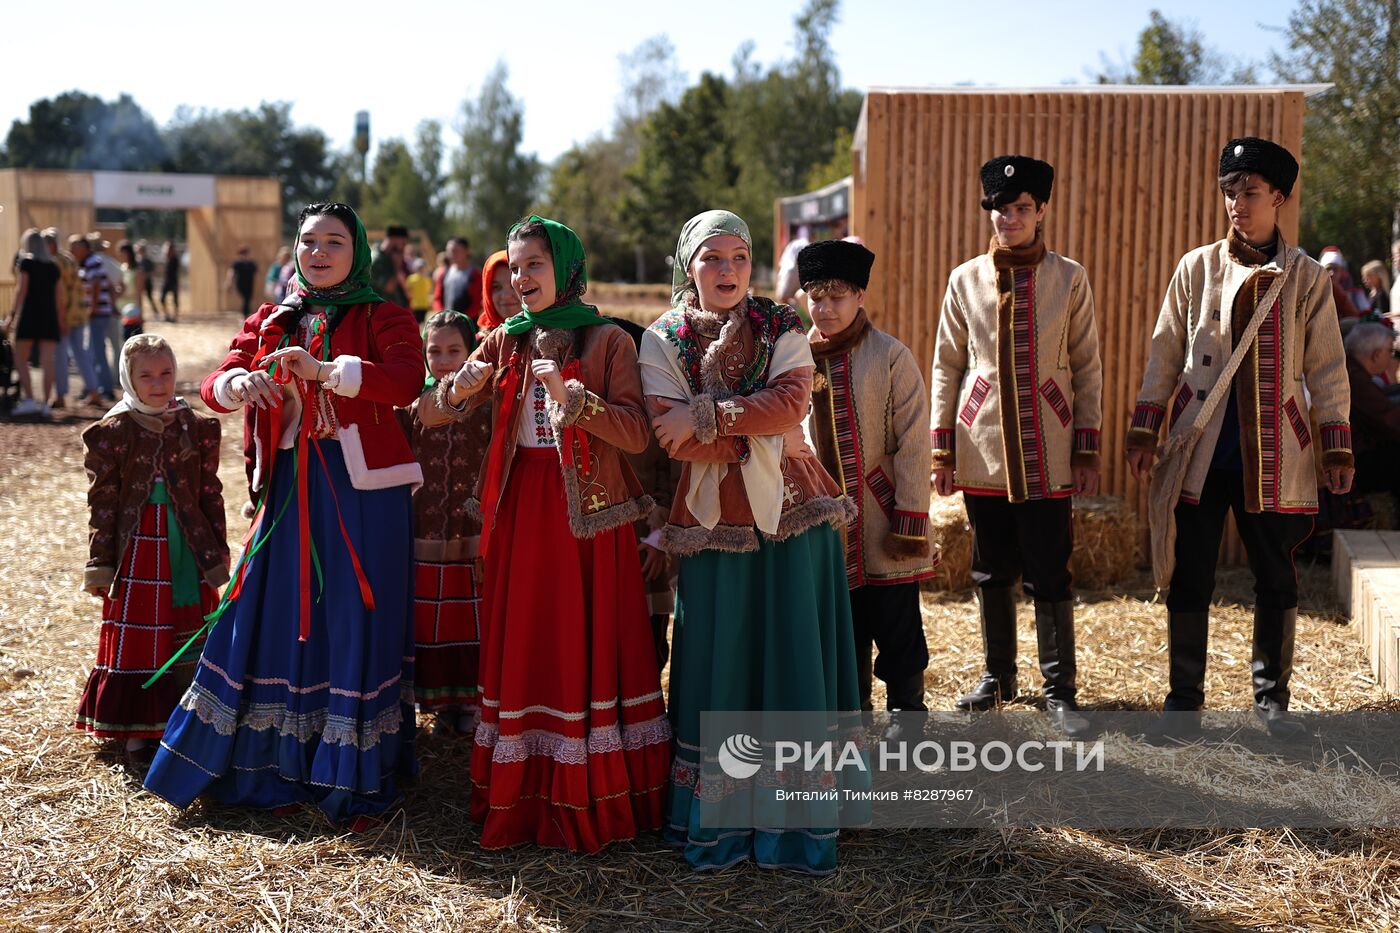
{"left": 686, "top": 300, "right": 751, "bottom": 401}
{"left": 810, "top": 309, "right": 870, "bottom": 361}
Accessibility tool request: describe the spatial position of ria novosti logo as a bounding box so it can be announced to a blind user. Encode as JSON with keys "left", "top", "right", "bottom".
{"left": 718, "top": 733, "right": 764, "bottom": 779}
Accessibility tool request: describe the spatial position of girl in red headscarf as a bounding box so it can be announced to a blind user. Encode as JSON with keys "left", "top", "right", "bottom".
{"left": 476, "top": 249, "right": 511, "bottom": 335}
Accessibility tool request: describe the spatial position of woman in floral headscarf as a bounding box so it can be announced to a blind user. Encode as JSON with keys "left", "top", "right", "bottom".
{"left": 639, "top": 209, "right": 870, "bottom": 875}
{"left": 422, "top": 215, "right": 671, "bottom": 853}
{"left": 145, "top": 203, "right": 424, "bottom": 830}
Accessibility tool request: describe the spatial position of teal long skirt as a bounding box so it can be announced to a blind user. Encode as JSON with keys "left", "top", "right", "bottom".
{"left": 663, "top": 524, "right": 871, "bottom": 875}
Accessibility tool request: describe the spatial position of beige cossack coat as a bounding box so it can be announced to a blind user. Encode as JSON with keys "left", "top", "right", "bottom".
{"left": 1124, "top": 234, "right": 1352, "bottom": 513}
{"left": 930, "top": 249, "right": 1103, "bottom": 502}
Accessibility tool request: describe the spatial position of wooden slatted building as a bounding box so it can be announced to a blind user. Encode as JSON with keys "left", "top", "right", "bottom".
{"left": 850, "top": 85, "right": 1330, "bottom": 559}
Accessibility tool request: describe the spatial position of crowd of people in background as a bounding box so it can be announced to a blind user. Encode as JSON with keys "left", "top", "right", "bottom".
{"left": 253, "top": 225, "right": 487, "bottom": 327}
{"left": 4, "top": 230, "right": 183, "bottom": 418}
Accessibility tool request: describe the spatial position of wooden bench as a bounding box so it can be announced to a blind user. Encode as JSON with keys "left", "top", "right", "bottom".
{"left": 1331, "top": 530, "right": 1400, "bottom": 694}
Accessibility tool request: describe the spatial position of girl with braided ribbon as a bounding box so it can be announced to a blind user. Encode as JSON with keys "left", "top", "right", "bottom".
{"left": 639, "top": 209, "right": 869, "bottom": 875}
{"left": 144, "top": 203, "right": 425, "bottom": 829}
{"left": 422, "top": 216, "right": 671, "bottom": 852}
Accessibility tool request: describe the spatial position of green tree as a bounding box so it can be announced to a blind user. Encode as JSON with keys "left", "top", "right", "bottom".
{"left": 450, "top": 62, "right": 542, "bottom": 252}
{"left": 1, "top": 92, "right": 166, "bottom": 171}
{"left": 163, "top": 102, "right": 337, "bottom": 236}
{"left": 1272, "top": 0, "right": 1400, "bottom": 262}
{"left": 621, "top": 73, "right": 742, "bottom": 278}
{"left": 545, "top": 34, "right": 685, "bottom": 281}
{"left": 804, "top": 125, "right": 855, "bottom": 192}
{"left": 1095, "top": 10, "right": 1254, "bottom": 84}
{"left": 546, "top": 135, "right": 635, "bottom": 281}
{"left": 359, "top": 121, "right": 449, "bottom": 245}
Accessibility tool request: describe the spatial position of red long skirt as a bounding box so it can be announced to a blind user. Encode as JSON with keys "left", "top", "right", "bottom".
{"left": 74, "top": 501, "right": 216, "bottom": 739}
{"left": 413, "top": 556, "right": 482, "bottom": 715}
{"left": 469, "top": 449, "right": 672, "bottom": 852}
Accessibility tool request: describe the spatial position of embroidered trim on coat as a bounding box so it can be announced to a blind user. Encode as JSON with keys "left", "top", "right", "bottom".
{"left": 1039, "top": 377, "right": 1072, "bottom": 427}
{"left": 959, "top": 377, "right": 991, "bottom": 427}
{"left": 1283, "top": 397, "right": 1311, "bottom": 450}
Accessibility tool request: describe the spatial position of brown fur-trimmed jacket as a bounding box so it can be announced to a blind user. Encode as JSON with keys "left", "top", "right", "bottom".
{"left": 1125, "top": 232, "right": 1352, "bottom": 513}
{"left": 420, "top": 322, "right": 654, "bottom": 539}
{"left": 931, "top": 247, "right": 1103, "bottom": 501}
{"left": 82, "top": 406, "right": 230, "bottom": 594}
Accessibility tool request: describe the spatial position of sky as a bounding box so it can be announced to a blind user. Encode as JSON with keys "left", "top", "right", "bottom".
{"left": 2, "top": 0, "right": 1298, "bottom": 164}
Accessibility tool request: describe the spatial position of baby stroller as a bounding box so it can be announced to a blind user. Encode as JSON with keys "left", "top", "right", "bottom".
{"left": 0, "top": 332, "right": 20, "bottom": 414}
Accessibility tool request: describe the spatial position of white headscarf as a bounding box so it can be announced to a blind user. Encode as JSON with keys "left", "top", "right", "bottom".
{"left": 105, "top": 336, "right": 185, "bottom": 419}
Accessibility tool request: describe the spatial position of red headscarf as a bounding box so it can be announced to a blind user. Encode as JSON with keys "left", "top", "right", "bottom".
{"left": 477, "top": 249, "right": 511, "bottom": 331}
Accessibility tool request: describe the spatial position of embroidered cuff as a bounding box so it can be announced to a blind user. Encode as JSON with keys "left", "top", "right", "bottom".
{"left": 931, "top": 428, "right": 955, "bottom": 469}
{"left": 213, "top": 367, "right": 250, "bottom": 410}
{"left": 83, "top": 565, "right": 115, "bottom": 592}
{"left": 1072, "top": 428, "right": 1102, "bottom": 469}
{"left": 891, "top": 509, "right": 928, "bottom": 538}
{"left": 323, "top": 355, "right": 362, "bottom": 397}
{"left": 1130, "top": 401, "right": 1165, "bottom": 436}
{"left": 690, "top": 393, "right": 718, "bottom": 444}
{"left": 1320, "top": 421, "right": 1354, "bottom": 469}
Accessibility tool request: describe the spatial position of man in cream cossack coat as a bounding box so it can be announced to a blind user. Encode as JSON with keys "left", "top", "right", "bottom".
{"left": 931, "top": 155, "right": 1103, "bottom": 736}
{"left": 1126, "top": 137, "right": 1353, "bottom": 739}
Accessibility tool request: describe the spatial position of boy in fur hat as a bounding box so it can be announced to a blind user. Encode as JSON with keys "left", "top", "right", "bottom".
{"left": 801, "top": 239, "right": 936, "bottom": 736}
{"left": 1126, "top": 137, "right": 1353, "bottom": 740}
{"left": 931, "top": 155, "right": 1103, "bottom": 736}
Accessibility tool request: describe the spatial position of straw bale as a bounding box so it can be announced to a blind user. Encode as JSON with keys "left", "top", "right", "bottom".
{"left": 1071, "top": 495, "right": 1140, "bottom": 589}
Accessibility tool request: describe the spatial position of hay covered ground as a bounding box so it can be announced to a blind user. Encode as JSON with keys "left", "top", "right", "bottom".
{"left": 2, "top": 306, "right": 1398, "bottom": 932}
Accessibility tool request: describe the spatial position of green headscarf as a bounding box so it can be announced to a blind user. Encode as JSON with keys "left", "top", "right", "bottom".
{"left": 500, "top": 215, "right": 609, "bottom": 335}
{"left": 292, "top": 204, "right": 386, "bottom": 308}
{"left": 671, "top": 209, "right": 753, "bottom": 305}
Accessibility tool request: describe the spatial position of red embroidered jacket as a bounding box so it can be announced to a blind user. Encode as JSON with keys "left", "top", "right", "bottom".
{"left": 200, "top": 300, "right": 425, "bottom": 505}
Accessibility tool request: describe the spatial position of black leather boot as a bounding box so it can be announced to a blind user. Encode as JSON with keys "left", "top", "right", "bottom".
{"left": 1144, "top": 610, "right": 1210, "bottom": 743}
{"left": 882, "top": 672, "right": 928, "bottom": 743}
{"left": 1035, "top": 600, "right": 1090, "bottom": 736}
{"left": 1253, "top": 606, "right": 1306, "bottom": 739}
{"left": 956, "top": 586, "right": 1018, "bottom": 711}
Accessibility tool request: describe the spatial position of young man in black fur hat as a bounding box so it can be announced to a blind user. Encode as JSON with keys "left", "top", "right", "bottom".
{"left": 931, "top": 156, "right": 1103, "bottom": 736}
{"left": 1126, "top": 137, "right": 1353, "bottom": 739}
{"left": 800, "top": 239, "right": 936, "bottom": 738}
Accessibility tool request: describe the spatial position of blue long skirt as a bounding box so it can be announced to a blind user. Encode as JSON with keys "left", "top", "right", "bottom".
{"left": 144, "top": 440, "right": 417, "bottom": 822}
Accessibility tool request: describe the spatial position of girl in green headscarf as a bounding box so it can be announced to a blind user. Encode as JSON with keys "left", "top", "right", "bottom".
{"left": 421, "top": 215, "right": 672, "bottom": 853}
{"left": 145, "top": 202, "right": 427, "bottom": 831}
{"left": 638, "top": 209, "right": 870, "bottom": 875}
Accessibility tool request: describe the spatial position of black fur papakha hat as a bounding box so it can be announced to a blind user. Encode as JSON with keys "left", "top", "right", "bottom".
{"left": 797, "top": 239, "right": 876, "bottom": 291}
{"left": 1218, "top": 137, "right": 1299, "bottom": 197}
{"left": 979, "top": 155, "right": 1054, "bottom": 209}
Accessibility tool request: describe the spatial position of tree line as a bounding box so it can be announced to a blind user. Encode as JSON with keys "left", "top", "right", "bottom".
{"left": 2, "top": 0, "right": 1395, "bottom": 279}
